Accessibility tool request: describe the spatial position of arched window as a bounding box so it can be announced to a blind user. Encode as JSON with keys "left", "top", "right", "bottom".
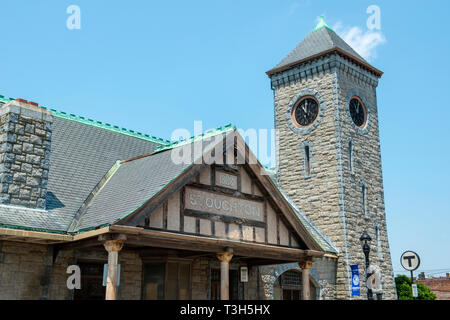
{"left": 273, "top": 270, "right": 317, "bottom": 300}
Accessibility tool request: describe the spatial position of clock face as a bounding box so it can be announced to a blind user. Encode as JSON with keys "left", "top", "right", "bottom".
{"left": 292, "top": 97, "right": 319, "bottom": 128}
{"left": 349, "top": 97, "right": 366, "bottom": 128}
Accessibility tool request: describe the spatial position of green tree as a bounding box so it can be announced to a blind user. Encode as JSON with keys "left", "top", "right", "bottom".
{"left": 395, "top": 275, "right": 436, "bottom": 300}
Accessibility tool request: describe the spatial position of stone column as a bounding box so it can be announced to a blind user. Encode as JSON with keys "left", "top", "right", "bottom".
{"left": 216, "top": 249, "right": 233, "bottom": 300}
{"left": 103, "top": 240, "right": 124, "bottom": 300}
{"left": 299, "top": 260, "right": 313, "bottom": 300}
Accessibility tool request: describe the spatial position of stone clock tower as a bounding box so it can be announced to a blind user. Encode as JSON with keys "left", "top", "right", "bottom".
{"left": 266, "top": 18, "right": 396, "bottom": 299}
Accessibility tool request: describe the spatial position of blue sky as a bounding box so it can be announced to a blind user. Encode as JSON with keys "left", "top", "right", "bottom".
{"left": 1, "top": 1, "right": 449, "bottom": 277}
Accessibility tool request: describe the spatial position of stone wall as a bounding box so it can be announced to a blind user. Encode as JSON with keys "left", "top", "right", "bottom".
{"left": 259, "top": 258, "right": 337, "bottom": 300}
{"left": 272, "top": 54, "right": 396, "bottom": 299}
{"left": 273, "top": 61, "right": 346, "bottom": 296}
{"left": 0, "top": 240, "right": 48, "bottom": 299}
{"left": 0, "top": 100, "right": 53, "bottom": 209}
{"left": 337, "top": 66, "right": 396, "bottom": 299}
{"left": 0, "top": 240, "right": 144, "bottom": 300}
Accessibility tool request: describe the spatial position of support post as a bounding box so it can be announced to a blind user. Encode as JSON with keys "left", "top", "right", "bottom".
{"left": 299, "top": 260, "right": 313, "bottom": 300}
{"left": 103, "top": 239, "right": 124, "bottom": 300}
{"left": 216, "top": 248, "right": 233, "bottom": 300}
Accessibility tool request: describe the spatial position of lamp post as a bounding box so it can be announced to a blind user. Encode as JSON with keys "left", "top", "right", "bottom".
{"left": 360, "top": 231, "right": 373, "bottom": 300}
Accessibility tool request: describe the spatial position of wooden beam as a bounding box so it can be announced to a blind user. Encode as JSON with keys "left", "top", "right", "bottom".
{"left": 0, "top": 228, "right": 71, "bottom": 242}
{"left": 109, "top": 225, "right": 323, "bottom": 261}
{"left": 186, "top": 182, "right": 265, "bottom": 202}
{"left": 183, "top": 209, "right": 266, "bottom": 228}
{"left": 53, "top": 238, "right": 103, "bottom": 251}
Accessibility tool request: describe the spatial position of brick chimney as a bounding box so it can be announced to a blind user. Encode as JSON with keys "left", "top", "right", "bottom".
{"left": 0, "top": 99, "right": 53, "bottom": 209}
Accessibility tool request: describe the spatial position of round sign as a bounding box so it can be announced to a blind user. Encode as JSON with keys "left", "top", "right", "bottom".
{"left": 400, "top": 251, "right": 420, "bottom": 271}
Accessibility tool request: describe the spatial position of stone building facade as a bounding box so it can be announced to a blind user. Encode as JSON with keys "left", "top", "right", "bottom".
{"left": 0, "top": 17, "right": 396, "bottom": 300}
{"left": 267, "top": 19, "right": 396, "bottom": 299}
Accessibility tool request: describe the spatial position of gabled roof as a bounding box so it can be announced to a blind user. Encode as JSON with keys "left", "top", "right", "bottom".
{"left": 70, "top": 127, "right": 337, "bottom": 254}
{"left": 266, "top": 17, "right": 382, "bottom": 77}
{"left": 0, "top": 95, "right": 169, "bottom": 233}
{"left": 0, "top": 94, "right": 338, "bottom": 254}
{"left": 71, "top": 126, "right": 236, "bottom": 232}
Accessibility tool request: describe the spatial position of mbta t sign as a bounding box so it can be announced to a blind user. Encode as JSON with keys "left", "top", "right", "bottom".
{"left": 401, "top": 250, "right": 421, "bottom": 299}
{"left": 400, "top": 251, "right": 420, "bottom": 271}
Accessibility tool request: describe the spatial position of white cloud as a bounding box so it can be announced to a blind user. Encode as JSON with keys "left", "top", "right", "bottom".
{"left": 333, "top": 21, "right": 386, "bottom": 62}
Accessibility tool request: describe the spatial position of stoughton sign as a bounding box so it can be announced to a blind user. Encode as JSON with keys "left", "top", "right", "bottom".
{"left": 185, "top": 187, "right": 264, "bottom": 222}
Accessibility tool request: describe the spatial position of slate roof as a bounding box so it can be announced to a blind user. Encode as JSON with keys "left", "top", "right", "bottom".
{"left": 0, "top": 96, "right": 168, "bottom": 232}
{"left": 73, "top": 127, "right": 235, "bottom": 231}
{"left": 0, "top": 96, "right": 337, "bottom": 254}
{"left": 267, "top": 20, "right": 366, "bottom": 75}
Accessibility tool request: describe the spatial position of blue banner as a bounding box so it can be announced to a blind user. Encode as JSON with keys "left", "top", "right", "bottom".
{"left": 350, "top": 264, "right": 360, "bottom": 296}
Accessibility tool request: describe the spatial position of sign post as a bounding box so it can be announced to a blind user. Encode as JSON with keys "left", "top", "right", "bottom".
{"left": 400, "top": 251, "right": 420, "bottom": 299}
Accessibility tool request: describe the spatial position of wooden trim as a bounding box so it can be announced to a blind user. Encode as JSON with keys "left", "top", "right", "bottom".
{"left": 183, "top": 209, "right": 266, "bottom": 229}
{"left": 180, "top": 187, "right": 185, "bottom": 232}
{"left": 195, "top": 218, "right": 200, "bottom": 234}
{"left": 0, "top": 226, "right": 111, "bottom": 244}
{"left": 276, "top": 213, "right": 280, "bottom": 245}
{"left": 186, "top": 183, "right": 265, "bottom": 202}
{"left": 225, "top": 222, "right": 229, "bottom": 239}
{"left": 163, "top": 202, "right": 168, "bottom": 230}
{"left": 263, "top": 201, "right": 268, "bottom": 244}
{"left": 110, "top": 225, "right": 323, "bottom": 261}
{"left": 0, "top": 228, "right": 71, "bottom": 242}
{"left": 74, "top": 227, "right": 111, "bottom": 241}
{"left": 214, "top": 165, "right": 240, "bottom": 175}
{"left": 211, "top": 165, "right": 216, "bottom": 186}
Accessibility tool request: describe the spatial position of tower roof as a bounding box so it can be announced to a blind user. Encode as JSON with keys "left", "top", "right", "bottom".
{"left": 267, "top": 17, "right": 382, "bottom": 77}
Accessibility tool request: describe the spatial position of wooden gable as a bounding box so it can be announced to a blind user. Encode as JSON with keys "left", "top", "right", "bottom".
{"left": 118, "top": 130, "right": 322, "bottom": 254}
{"left": 136, "top": 164, "right": 306, "bottom": 250}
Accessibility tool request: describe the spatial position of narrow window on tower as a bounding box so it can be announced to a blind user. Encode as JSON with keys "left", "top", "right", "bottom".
{"left": 347, "top": 138, "right": 354, "bottom": 174}
{"left": 305, "top": 145, "right": 311, "bottom": 177}
{"left": 361, "top": 182, "right": 369, "bottom": 216}
{"left": 301, "top": 141, "right": 313, "bottom": 178}
{"left": 374, "top": 223, "right": 384, "bottom": 260}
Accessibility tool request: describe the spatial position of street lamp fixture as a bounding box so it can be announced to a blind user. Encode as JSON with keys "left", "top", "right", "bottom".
{"left": 359, "top": 231, "right": 373, "bottom": 300}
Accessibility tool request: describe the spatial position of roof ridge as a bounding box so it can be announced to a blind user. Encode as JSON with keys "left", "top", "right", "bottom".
{"left": 67, "top": 160, "right": 122, "bottom": 233}
{"left": 0, "top": 94, "right": 171, "bottom": 145}
{"left": 153, "top": 123, "right": 236, "bottom": 153}
{"left": 311, "top": 16, "right": 334, "bottom": 33}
